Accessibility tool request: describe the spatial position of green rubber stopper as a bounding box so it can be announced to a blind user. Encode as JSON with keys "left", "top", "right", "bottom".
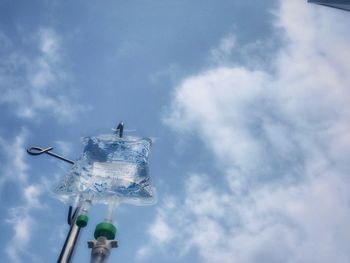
{"left": 76, "top": 214, "right": 89, "bottom": 228}
{"left": 94, "top": 222, "right": 117, "bottom": 240}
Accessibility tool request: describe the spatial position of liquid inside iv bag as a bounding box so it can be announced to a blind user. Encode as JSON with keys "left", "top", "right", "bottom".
{"left": 54, "top": 134, "right": 156, "bottom": 205}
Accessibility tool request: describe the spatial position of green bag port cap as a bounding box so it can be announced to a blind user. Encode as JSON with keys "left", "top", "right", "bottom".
{"left": 76, "top": 214, "right": 89, "bottom": 228}
{"left": 94, "top": 222, "right": 117, "bottom": 240}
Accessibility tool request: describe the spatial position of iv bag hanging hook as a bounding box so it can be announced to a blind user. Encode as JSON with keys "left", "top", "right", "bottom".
{"left": 27, "top": 146, "right": 75, "bottom": 165}
{"left": 116, "top": 121, "right": 124, "bottom": 138}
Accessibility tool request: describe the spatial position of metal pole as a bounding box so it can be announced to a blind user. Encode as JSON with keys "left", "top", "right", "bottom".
{"left": 57, "top": 207, "right": 82, "bottom": 263}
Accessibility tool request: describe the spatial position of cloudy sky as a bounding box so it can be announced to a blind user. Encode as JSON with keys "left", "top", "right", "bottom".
{"left": 1, "top": 0, "right": 350, "bottom": 262}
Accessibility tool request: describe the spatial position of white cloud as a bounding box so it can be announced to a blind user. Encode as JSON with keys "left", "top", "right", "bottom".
{"left": 136, "top": 246, "right": 152, "bottom": 261}
{"left": 39, "top": 28, "right": 60, "bottom": 60}
{"left": 210, "top": 34, "right": 235, "bottom": 64}
{"left": 147, "top": 214, "right": 175, "bottom": 244}
{"left": 5, "top": 207, "right": 35, "bottom": 263}
{"left": 24, "top": 184, "right": 44, "bottom": 209}
{"left": 144, "top": 172, "right": 350, "bottom": 263}
{"left": 0, "top": 131, "right": 47, "bottom": 262}
{"left": 0, "top": 27, "right": 85, "bottom": 121}
{"left": 143, "top": 0, "right": 350, "bottom": 262}
{"left": 0, "top": 129, "right": 29, "bottom": 185}
{"left": 4, "top": 189, "right": 46, "bottom": 263}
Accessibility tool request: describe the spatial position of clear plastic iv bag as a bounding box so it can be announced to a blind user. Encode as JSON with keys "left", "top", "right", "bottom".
{"left": 54, "top": 134, "right": 156, "bottom": 206}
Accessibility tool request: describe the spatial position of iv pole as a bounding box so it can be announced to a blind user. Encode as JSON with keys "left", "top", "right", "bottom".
{"left": 57, "top": 206, "right": 82, "bottom": 263}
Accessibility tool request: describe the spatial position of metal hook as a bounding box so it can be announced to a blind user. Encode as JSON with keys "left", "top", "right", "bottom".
{"left": 116, "top": 121, "right": 124, "bottom": 138}
{"left": 27, "top": 146, "right": 75, "bottom": 165}
{"left": 67, "top": 205, "right": 80, "bottom": 226}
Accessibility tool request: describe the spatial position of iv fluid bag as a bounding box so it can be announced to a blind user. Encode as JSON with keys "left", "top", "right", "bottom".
{"left": 54, "top": 134, "right": 156, "bottom": 205}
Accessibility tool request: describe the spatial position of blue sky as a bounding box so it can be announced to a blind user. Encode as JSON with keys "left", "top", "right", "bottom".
{"left": 1, "top": 0, "right": 350, "bottom": 262}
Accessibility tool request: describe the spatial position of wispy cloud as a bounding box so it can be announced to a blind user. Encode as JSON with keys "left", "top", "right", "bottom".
{"left": 5, "top": 184, "right": 44, "bottom": 262}
{"left": 147, "top": 214, "right": 175, "bottom": 244}
{"left": 0, "top": 28, "right": 85, "bottom": 122}
{"left": 142, "top": 0, "right": 350, "bottom": 262}
{"left": 0, "top": 129, "right": 29, "bottom": 186}
{"left": 5, "top": 208, "right": 35, "bottom": 263}
{"left": 210, "top": 34, "right": 236, "bottom": 64}
{"left": 144, "top": 172, "right": 350, "bottom": 262}
{"left": 0, "top": 130, "right": 46, "bottom": 263}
